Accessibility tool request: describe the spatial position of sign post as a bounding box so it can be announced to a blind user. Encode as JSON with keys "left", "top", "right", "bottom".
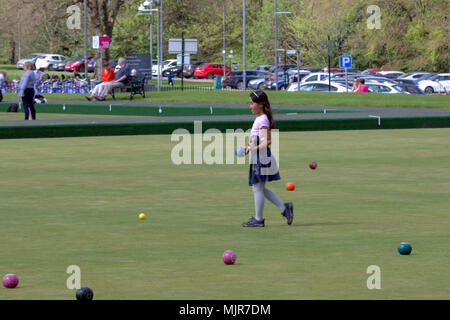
{"left": 328, "top": 35, "right": 332, "bottom": 92}
{"left": 296, "top": 44, "right": 301, "bottom": 91}
{"left": 339, "top": 55, "right": 352, "bottom": 92}
{"left": 93, "top": 36, "right": 110, "bottom": 81}
{"left": 169, "top": 37, "right": 197, "bottom": 91}
{"left": 286, "top": 49, "right": 297, "bottom": 90}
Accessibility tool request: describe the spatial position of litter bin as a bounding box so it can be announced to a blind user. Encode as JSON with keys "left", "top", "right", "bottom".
{"left": 214, "top": 75, "right": 222, "bottom": 89}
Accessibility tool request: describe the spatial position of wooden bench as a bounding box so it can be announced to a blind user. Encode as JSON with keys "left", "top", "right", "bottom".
{"left": 111, "top": 75, "right": 146, "bottom": 100}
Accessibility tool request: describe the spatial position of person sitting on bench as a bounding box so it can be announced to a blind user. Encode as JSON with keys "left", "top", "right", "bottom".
{"left": 85, "top": 60, "right": 115, "bottom": 101}
{"left": 95, "top": 57, "right": 131, "bottom": 101}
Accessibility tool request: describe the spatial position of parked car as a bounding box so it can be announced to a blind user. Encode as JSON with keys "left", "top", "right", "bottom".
{"left": 182, "top": 61, "right": 207, "bottom": 78}
{"left": 248, "top": 77, "right": 268, "bottom": 90}
{"left": 300, "top": 67, "right": 323, "bottom": 73}
{"left": 321, "top": 67, "right": 342, "bottom": 73}
{"left": 86, "top": 57, "right": 123, "bottom": 73}
{"left": 87, "top": 57, "right": 96, "bottom": 73}
{"left": 53, "top": 57, "right": 70, "bottom": 71}
{"left": 301, "top": 72, "right": 329, "bottom": 83}
{"left": 396, "top": 72, "right": 431, "bottom": 82}
{"left": 262, "top": 72, "right": 289, "bottom": 90}
{"left": 166, "top": 66, "right": 184, "bottom": 78}
{"left": 16, "top": 53, "right": 48, "bottom": 69}
{"left": 418, "top": 73, "right": 450, "bottom": 94}
{"left": 367, "top": 83, "right": 404, "bottom": 94}
{"left": 410, "top": 73, "right": 436, "bottom": 84}
{"left": 288, "top": 70, "right": 311, "bottom": 83}
{"left": 222, "top": 70, "right": 268, "bottom": 89}
{"left": 251, "top": 65, "right": 272, "bottom": 72}
{"left": 64, "top": 55, "right": 94, "bottom": 72}
{"left": 35, "top": 54, "right": 68, "bottom": 71}
{"left": 360, "top": 76, "right": 398, "bottom": 85}
{"left": 361, "top": 68, "right": 388, "bottom": 75}
{"left": 395, "top": 84, "right": 424, "bottom": 94}
{"left": 287, "top": 81, "right": 350, "bottom": 92}
{"left": 269, "top": 64, "right": 297, "bottom": 73}
{"left": 152, "top": 59, "right": 177, "bottom": 77}
{"left": 375, "top": 71, "right": 406, "bottom": 78}
{"left": 194, "top": 63, "right": 231, "bottom": 79}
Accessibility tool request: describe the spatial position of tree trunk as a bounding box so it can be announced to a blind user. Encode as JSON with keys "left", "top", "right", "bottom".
{"left": 9, "top": 37, "right": 16, "bottom": 64}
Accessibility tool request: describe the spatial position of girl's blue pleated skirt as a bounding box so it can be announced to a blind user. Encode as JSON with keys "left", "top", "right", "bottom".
{"left": 248, "top": 147, "right": 280, "bottom": 186}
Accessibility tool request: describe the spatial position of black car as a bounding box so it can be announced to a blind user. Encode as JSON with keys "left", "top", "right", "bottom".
{"left": 183, "top": 61, "right": 207, "bottom": 78}
{"left": 396, "top": 84, "right": 424, "bottom": 94}
{"left": 222, "top": 70, "right": 269, "bottom": 90}
{"left": 166, "top": 66, "right": 183, "bottom": 78}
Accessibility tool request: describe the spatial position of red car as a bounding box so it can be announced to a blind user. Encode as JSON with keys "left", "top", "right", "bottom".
{"left": 366, "top": 68, "right": 387, "bottom": 72}
{"left": 65, "top": 56, "right": 94, "bottom": 72}
{"left": 194, "top": 63, "right": 231, "bottom": 79}
{"left": 321, "top": 67, "right": 342, "bottom": 72}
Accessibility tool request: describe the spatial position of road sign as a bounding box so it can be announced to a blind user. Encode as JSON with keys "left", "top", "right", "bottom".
{"left": 339, "top": 56, "right": 352, "bottom": 68}
{"left": 93, "top": 36, "right": 110, "bottom": 49}
{"left": 92, "top": 36, "right": 99, "bottom": 49}
{"left": 177, "top": 54, "right": 190, "bottom": 66}
{"left": 286, "top": 50, "right": 296, "bottom": 55}
{"left": 168, "top": 38, "right": 198, "bottom": 54}
{"left": 99, "top": 36, "right": 110, "bottom": 49}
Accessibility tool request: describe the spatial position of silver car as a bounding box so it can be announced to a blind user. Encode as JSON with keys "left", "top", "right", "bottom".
{"left": 16, "top": 53, "right": 47, "bottom": 69}
{"left": 35, "top": 54, "right": 68, "bottom": 71}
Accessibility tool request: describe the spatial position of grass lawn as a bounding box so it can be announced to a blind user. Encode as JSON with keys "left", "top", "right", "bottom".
{"left": 3, "top": 90, "right": 450, "bottom": 109}
{"left": 0, "top": 129, "right": 449, "bottom": 299}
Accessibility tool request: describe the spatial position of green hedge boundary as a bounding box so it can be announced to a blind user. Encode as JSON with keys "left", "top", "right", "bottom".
{"left": 0, "top": 116, "right": 449, "bottom": 139}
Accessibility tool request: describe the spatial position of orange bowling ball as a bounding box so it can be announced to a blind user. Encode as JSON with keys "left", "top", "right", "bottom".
{"left": 285, "top": 182, "right": 295, "bottom": 191}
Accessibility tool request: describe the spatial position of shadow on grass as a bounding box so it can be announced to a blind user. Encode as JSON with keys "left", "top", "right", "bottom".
{"left": 291, "top": 221, "right": 361, "bottom": 227}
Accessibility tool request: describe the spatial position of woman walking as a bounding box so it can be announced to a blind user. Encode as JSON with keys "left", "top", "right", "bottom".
{"left": 18, "top": 62, "right": 38, "bottom": 120}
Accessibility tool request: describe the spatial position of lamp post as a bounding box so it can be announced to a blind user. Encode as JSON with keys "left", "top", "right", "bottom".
{"left": 242, "top": 0, "right": 246, "bottom": 90}
{"left": 158, "top": 0, "right": 163, "bottom": 92}
{"left": 138, "top": 0, "right": 158, "bottom": 88}
{"left": 83, "top": 0, "right": 88, "bottom": 83}
{"left": 223, "top": 0, "right": 226, "bottom": 79}
{"left": 275, "top": 0, "right": 290, "bottom": 91}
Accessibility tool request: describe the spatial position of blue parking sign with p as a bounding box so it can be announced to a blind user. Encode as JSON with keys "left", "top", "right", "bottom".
{"left": 340, "top": 56, "right": 352, "bottom": 68}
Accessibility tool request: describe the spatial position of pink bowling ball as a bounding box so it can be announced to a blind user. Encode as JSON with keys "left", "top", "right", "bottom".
{"left": 222, "top": 250, "right": 237, "bottom": 265}
{"left": 2, "top": 274, "right": 19, "bottom": 288}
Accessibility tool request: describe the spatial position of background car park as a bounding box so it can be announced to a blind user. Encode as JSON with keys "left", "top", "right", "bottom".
{"left": 418, "top": 73, "right": 450, "bottom": 93}
{"left": 375, "top": 70, "right": 406, "bottom": 78}
{"left": 397, "top": 72, "right": 431, "bottom": 81}
{"left": 64, "top": 55, "right": 94, "bottom": 72}
{"left": 395, "top": 84, "right": 424, "bottom": 94}
{"left": 194, "top": 63, "right": 231, "bottom": 79}
{"left": 301, "top": 72, "right": 329, "bottom": 83}
{"left": 16, "top": 53, "right": 47, "bottom": 69}
{"left": 287, "top": 81, "right": 350, "bottom": 92}
{"left": 152, "top": 59, "right": 177, "bottom": 77}
{"left": 367, "top": 83, "right": 404, "bottom": 94}
{"left": 183, "top": 61, "right": 207, "bottom": 78}
{"left": 251, "top": 65, "right": 272, "bottom": 72}
{"left": 248, "top": 77, "right": 268, "bottom": 90}
{"left": 289, "top": 70, "right": 311, "bottom": 83}
{"left": 222, "top": 70, "right": 268, "bottom": 89}
{"left": 35, "top": 54, "right": 68, "bottom": 71}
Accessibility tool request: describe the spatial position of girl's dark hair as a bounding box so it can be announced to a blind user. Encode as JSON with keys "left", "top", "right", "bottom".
{"left": 250, "top": 91, "right": 275, "bottom": 129}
